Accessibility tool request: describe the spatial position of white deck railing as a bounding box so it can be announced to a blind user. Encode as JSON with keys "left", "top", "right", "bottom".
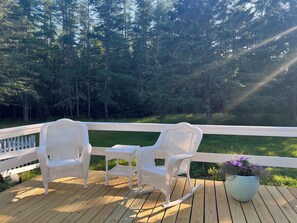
{"left": 0, "top": 122, "right": 297, "bottom": 176}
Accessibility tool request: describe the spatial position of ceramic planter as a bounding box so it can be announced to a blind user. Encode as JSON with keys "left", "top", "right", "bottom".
{"left": 225, "top": 175, "right": 259, "bottom": 202}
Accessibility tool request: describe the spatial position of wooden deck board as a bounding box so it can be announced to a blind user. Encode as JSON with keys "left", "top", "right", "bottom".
{"left": 32, "top": 173, "right": 103, "bottom": 223}
{"left": 190, "top": 179, "right": 204, "bottom": 223}
{"left": 215, "top": 181, "right": 232, "bottom": 223}
{"left": 226, "top": 184, "right": 247, "bottom": 223}
{"left": 204, "top": 180, "right": 217, "bottom": 223}
{"left": 103, "top": 187, "right": 138, "bottom": 222}
{"left": 241, "top": 201, "right": 260, "bottom": 223}
{"left": 76, "top": 178, "right": 130, "bottom": 222}
{"left": 118, "top": 190, "right": 150, "bottom": 223}
{"left": 133, "top": 191, "right": 161, "bottom": 223}
{"left": 176, "top": 178, "right": 195, "bottom": 223}
{"left": 266, "top": 186, "right": 297, "bottom": 222}
{"left": 146, "top": 190, "right": 166, "bottom": 223}
{"left": 0, "top": 170, "right": 296, "bottom": 223}
{"left": 63, "top": 177, "right": 123, "bottom": 222}
{"left": 162, "top": 178, "right": 187, "bottom": 223}
{"left": 277, "top": 186, "right": 297, "bottom": 213}
{"left": 251, "top": 192, "right": 275, "bottom": 223}
{"left": 258, "top": 185, "right": 289, "bottom": 223}
{"left": 288, "top": 187, "right": 297, "bottom": 198}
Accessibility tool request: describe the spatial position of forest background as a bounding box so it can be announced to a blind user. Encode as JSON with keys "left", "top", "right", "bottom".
{"left": 1, "top": 0, "right": 297, "bottom": 125}
{"left": 1, "top": 0, "right": 297, "bottom": 187}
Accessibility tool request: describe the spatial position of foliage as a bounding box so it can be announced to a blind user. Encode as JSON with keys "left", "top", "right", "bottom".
{"left": 0, "top": 175, "right": 19, "bottom": 192}
{"left": 0, "top": 170, "right": 40, "bottom": 192}
{"left": 219, "top": 156, "right": 269, "bottom": 180}
{"left": 0, "top": 0, "right": 297, "bottom": 123}
{"left": 267, "top": 175, "right": 297, "bottom": 187}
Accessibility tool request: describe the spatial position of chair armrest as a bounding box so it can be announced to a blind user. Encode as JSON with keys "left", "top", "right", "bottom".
{"left": 167, "top": 154, "right": 193, "bottom": 177}
{"left": 80, "top": 143, "right": 92, "bottom": 162}
{"left": 37, "top": 146, "right": 49, "bottom": 165}
{"left": 80, "top": 143, "right": 92, "bottom": 178}
{"left": 136, "top": 146, "right": 156, "bottom": 170}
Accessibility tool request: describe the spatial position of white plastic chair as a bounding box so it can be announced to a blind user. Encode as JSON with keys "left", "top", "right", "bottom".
{"left": 37, "top": 118, "right": 92, "bottom": 194}
{"left": 136, "top": 122, "right": 203, "bottom": 208}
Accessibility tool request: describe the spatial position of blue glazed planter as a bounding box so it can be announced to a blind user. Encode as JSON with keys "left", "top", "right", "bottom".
{"left": 225, "top": 175, "right": 259, "bottom": 202}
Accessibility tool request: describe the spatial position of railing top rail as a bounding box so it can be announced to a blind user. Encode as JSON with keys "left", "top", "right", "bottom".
{"left": 1, "top": 122, "right": 296, "bottom": 171}
{"left": 85, "top": 122, "right": 297, "bottom": 137}
{"left": 1, "top": 122, "right": 297, "bottom": 139}
{"left": 0, "top": 123, "right": 43, "bottom": 140}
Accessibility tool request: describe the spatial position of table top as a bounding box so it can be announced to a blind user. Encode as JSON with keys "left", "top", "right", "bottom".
{"left": 105, "top": 144, "right": 140, "bottom": 155}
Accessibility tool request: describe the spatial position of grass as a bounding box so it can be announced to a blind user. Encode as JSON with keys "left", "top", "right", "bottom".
{"left": 88, "top": 131, "right": 297, "bottom": 187}
{"left": 1, "top": 113, "right": 296, "bottom": 187}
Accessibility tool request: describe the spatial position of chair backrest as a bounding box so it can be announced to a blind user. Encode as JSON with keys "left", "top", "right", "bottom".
{"left": 40, "top": 119, "right": 89, "bottom": 161}
{"left": 155, "top": 122, "right": 203, "bottom": 173}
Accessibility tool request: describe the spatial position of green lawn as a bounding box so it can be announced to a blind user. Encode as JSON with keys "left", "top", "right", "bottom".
{"left": 88, "top": 131, "right": 297, "bottom": 187}
{"left": 1, "top": 113, "right": 296, "bottom": 187}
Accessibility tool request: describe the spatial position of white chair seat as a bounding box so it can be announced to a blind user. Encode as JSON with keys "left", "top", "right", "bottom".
{"left": 142, "top": 166, "right": 167, "bottom": 176}
{"left": 48, "top": 159, "right": 81, "bottom": 168}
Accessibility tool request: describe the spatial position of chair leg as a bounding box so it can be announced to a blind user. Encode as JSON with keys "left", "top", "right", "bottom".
{"left": 186, "top": 172, "right": 193, "bottom": 191}
{"left": 128, "top": 177, "right": 132, "bottom": 190}
{"left": 162, "top": 177, "right": 201, "bottom": 208}
{"left": 137, "top": 172, "right": 142, "bottom": 191}
{"left": 165, "top": 193, "right": 171, "bottom": 205}
{"left": 105, "top": 159, "right": 109, "bottom": 186}
{"left": 44, "top": 182, "right": 48, "bottom": 195}
{"left": 84, "top": 178, "right": 88, "bottom": 189}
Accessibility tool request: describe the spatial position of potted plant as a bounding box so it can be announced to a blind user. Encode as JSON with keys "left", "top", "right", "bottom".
{"left": 220, "top": 156, "right": 269, "bottom": 202}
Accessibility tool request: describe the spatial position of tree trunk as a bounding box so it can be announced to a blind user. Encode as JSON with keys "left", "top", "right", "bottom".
{"left": 104, "top": 79, "right": 109, "bottom": 119}
{"left": 104, "top": 100, "right": 109, "bottom": 119}
{"left": 87, "top": 4, "right": 91, "bottom": 119}
{"left": 23, "top": 94, "right": 29, "bottom": 121}
{"left": 205, "top": 83, "right": 212, "bottom": 124}
{"left": 76, "top": 77, "right": 79, "bottom": 117}
{"left": 292, "top": 89, "right": 297, "bottom": 121}
{"left": 104, "top": 43, "right": 110, "bottom": 119}
{"left": 87, "top": 73, "right": 91, "bottom": 119}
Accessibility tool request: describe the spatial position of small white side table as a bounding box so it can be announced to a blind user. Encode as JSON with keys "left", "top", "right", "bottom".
{"left": 105, "top": 144, "right": 140, "bottom": 189}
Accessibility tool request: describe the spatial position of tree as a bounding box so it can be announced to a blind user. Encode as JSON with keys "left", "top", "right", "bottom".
{"left": 0, "top": 0, "right": 40, "bottom": 121}
{"left": 92, "top": 0, "right": 131, "bottom": 118}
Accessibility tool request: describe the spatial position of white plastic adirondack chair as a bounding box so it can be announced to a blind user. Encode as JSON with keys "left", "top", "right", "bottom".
{"left": 37, "top": 119, "right": 92, "bottom": 194}
{"left": 136, "top": 122, "right": 203, "bottom": 208}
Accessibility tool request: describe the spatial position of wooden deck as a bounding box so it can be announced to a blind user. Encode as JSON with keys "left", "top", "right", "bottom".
{"left": 0, "top": 171, "right": 296, "bottom": 223}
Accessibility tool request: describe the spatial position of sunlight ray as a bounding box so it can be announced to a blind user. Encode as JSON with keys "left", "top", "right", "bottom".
{"left": 225, "top": 55, "right": 297, "bottom": 112}
{"left": 228, "top": 25, "right": 297, "bottom": 62}
{"left": 178, "top": 25, "right": 297, "bottom": 85}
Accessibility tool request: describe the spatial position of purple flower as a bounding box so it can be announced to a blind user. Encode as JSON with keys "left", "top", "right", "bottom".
{"left": 231, "top": 160, "right": 238, "bottom": 166}
{"left": 220, "top": 157, "right": 269, "bottom": 179}
{"left": 240, "top": 156, "right": 248, "bottom": 161}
